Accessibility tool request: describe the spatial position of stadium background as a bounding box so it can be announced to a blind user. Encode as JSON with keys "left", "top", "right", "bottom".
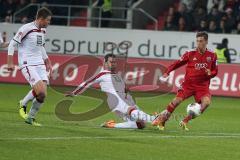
{"left": 0, "top": 0, "right": 240, "bottom": 160}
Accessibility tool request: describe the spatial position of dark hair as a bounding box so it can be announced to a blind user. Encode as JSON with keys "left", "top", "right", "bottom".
{"left": 36, "top": 7, "right": 52, "bottom": 19}
{"left": 104, "top": 54, "right": 116, "bottom": 62}
{"left": 222, "top": 38, "right": 228, "bottom": 44}
{"left": 196, "top": 31, "right": 208, "bottom": 40}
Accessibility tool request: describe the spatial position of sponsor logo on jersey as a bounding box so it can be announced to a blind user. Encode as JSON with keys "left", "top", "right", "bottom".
{"left": 195, "top": 63, "right": 208, "bottom": 70}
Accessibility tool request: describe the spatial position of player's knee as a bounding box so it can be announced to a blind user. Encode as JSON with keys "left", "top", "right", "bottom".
{"left": 204, "top": 99, "right": 211, "bottom": 106}
{"left": 36, "top": 92, "right": 46, "bottom": 103}
{"left": 202, "top": 98, "right": 211, "bottom": 106}
{"left": 136, "top": 121, "right": 145, "bottom": 129}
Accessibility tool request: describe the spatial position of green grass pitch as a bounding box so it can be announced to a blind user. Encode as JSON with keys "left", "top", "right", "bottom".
{"left": 0, "top": 83, "right": 240, "bottom": 160}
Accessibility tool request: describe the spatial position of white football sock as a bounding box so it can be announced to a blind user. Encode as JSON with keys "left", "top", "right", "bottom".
{"left": 114, "top": 121, "right": 138, "bottom": 129}
{"left": 28, "top": 98, "right": 43, "bottom": 119}
{"left": 130, "top": 109, "right": 155, "bottom": 123}
{"left": 22, "top": 90, "right": 35, "bottom": 106}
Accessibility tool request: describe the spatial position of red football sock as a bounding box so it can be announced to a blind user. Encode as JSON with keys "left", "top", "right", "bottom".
{"left": 166, "top": 102, "right": 177, "bottom": 113}
{"left": 183, "top": 115, "right": 193, "bottom": 123}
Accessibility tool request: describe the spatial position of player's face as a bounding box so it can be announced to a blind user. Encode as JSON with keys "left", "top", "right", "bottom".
{"left": 105, "top": 57, "right": 116, "bottom": 71}
{"left": 196, "top": 36, "right": 207, "bottom": 50}
{"left": 39, "top": 16, "right": 51, "bottom": 28}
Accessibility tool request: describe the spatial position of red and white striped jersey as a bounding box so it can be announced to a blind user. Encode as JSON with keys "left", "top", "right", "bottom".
{"left": 73, "top": 69, "right": 126, "bottom": 97}
{"left": 13, "top": 21, "right": 46, "bottom": 67}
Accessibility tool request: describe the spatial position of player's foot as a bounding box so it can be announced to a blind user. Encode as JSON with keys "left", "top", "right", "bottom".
{"left": 25, "top": 117, "right": 42, "bottom": 127}
{"left": 156, "top": 122, "right": 165, "bottom": 131}
{"left": 152, "top": 112, "right": 165, "bottom": 130}
{"left": 18, "top": 100, "right": 27, "bottom": 120}
{"left": 100, "top": 120, "right": 116, "bottom": 128}
{"left": 179, "top": 121, "right": 189, "bottom": 131}
{"left": 152, "top": 110, "right": 170, "bottom": 127}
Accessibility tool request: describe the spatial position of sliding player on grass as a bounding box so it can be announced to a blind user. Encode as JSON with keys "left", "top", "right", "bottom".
{"left": 66, "top": 54, "right": 156, "bottom": 129}
{"left": 153, "top": 31, "right": 218, "bottom": 131}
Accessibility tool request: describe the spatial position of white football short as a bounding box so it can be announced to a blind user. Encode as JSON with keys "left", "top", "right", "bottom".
{"left": 21, "top": 65, "right": 49, "bottom": 87}
{"left": 107, "top": 92, "right": 136, "bottom": 114}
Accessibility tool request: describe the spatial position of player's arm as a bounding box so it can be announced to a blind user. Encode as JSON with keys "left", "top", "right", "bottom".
{"left": 224, "top": 49, "right": 231, "bottom": 63}
{"left": 206, "top": 54, "right": 218, "bottom": 78}
{"left": 65, "top": 74, "right": 102, "bottom": 97}
{"left": 163, "top": 51, "right": 189, "bottom": 77}
{"left": 41, "top": 45, "right": 52, "bottom": 76}
{"left": 7, "top": 26, "right": 28, "bottom": 71}
{"left": 7, "top": 39, "right": 18, "bottom": 71}
{"left": 0, "top": 42, "right": 9, "bottom": 48}
{"left": 0, "top": 33, "right": 8, "bottom": 48}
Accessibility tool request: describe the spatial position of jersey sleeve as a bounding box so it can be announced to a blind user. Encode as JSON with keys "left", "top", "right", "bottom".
{"left": 13, "top": 25, "right": 30, "bottom": 44}
{"left": 0, "top": 33, "right": 3, "bottom": 44}
{"left": 209, "top": 54, "right": 218, "bottom": 78}
{"left": 165, "top": 51, "right": 190, "bottom": 75}
{"left": 72, "top": 72, "right": 106, "bottom": 95}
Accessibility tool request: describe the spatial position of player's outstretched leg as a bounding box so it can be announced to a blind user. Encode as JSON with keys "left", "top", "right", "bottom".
{"left": 101, "top": 120, "right": 145, "bottom": 129}
{"left": 101, "top": 114, "right": 145, "bottom": 129}
{"left": 25, "top": 81, "right": 47, "bottom": 126}
{"left": 100, "top": 120, "right": 116, "bottom": 128}
{"left": 19, "top": 89, "right": 36, "bottom": 120}
{"left": 128, "top": 107, "right": 156, "bottom": 125}
{"left": 152, "top": 97, "right": 183, "bottom": 130}
{"left": 180, "top": 96, "right": 211, "bottom": 130}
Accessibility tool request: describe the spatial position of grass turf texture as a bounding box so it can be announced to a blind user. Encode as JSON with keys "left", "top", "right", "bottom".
{"left": 0, "top": 83, "right": 240, "bottom": 160}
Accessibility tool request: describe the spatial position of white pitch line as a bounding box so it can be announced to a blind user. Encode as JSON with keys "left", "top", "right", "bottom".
{"left": 4, "top": 123, "right": 240, "bottom": 136}
{"left": 1, "top": 135, "right": 240, "bottom": 141}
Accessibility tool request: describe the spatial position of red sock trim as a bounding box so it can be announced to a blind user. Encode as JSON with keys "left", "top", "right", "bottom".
{"left": 32, "top": 90, "right": 37, "bottom": 97}
{"left": 128, "top": 108, "right": 136, "bottom": 116}
{"left": 167, "top": 102, "right": 176, "bottom": 113}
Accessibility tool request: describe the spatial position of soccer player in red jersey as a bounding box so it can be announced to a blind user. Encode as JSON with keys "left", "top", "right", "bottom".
{"left": 152, "top": 31, "right": 218, "bottom": 131}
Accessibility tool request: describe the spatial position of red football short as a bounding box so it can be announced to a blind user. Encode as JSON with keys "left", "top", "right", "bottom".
{"left": 176, "top": 83, "right": 211, "bottom": 103}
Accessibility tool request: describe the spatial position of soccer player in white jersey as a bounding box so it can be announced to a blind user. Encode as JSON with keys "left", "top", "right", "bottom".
{"left": 0, "top": 32, "right": 9, "bottom": 48}
{"left": 7, "top": 7, "right": 52, "bottom": 126}
{"left": 66, "top": 54, "right": 156, "bottom": 129}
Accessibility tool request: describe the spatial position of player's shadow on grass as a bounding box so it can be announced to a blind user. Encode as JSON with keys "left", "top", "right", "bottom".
{"left": 53, "top": 86, "right": 170, "bottom": 122}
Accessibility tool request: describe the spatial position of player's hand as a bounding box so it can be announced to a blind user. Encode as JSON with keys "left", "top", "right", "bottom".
{"left": 159, "top": 73, "right": 169, "bottom": 82}
{"left": 44, "top": 59, "right": 52, "bottom": 78}
{"left": 46, "top": 63, "right": 52, "bottom": 77}
{"left": 205, "top": 69, "right": 211, "bottom": 76}
{"left": 7, "top": 64, "right": 14, "bottom": 71}
{"left": 163, "top": 73, "right": 169, "bottom": 78}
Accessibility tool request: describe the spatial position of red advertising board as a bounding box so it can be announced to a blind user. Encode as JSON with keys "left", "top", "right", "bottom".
{"left": 0, "top": 52, "right": 239, "bottom": 97}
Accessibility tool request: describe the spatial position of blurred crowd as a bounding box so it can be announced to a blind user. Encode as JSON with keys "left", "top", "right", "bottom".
{"left": 164, "top": 0, "right": 240, "bottom": 34}
{"left": 1, "top": 0, "right": 240, "bottom": 34}
{"left": 0, "top": 0, "right": 90, "bottom": 24}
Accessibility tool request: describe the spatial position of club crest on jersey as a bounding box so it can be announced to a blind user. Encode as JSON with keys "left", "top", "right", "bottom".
{"left": 206, "top": 57, "right": 211, "bottom": 62}
{"left": 193, "top": 57, "right": 197, "bottom": 61}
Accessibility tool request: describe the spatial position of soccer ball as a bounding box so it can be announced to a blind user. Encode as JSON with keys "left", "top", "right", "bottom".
{"left": 186, "top": 103, "right": 201, "bottom": 117}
